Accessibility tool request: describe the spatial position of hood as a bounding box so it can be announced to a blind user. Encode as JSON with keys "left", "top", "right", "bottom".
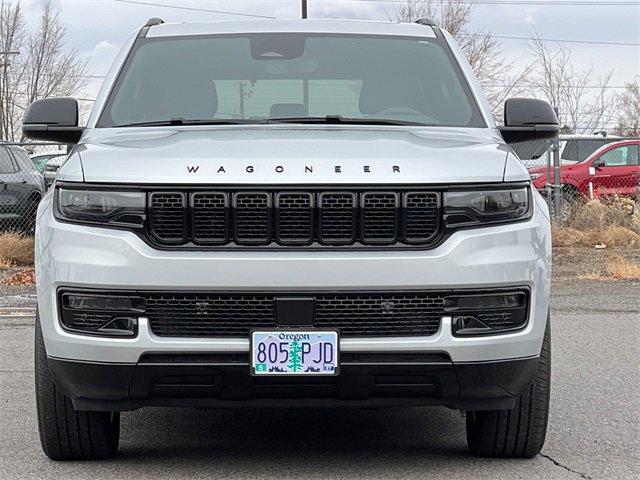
{"left": 75, "top": 125, "right": 515, "bottom": 185}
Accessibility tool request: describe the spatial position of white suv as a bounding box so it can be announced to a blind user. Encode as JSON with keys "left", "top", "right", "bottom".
{"left": 25, "top": 18, "right": 558, "bottom": 461}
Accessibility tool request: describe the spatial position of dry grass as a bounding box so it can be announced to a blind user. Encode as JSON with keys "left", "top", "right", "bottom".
{"left": 605, "top": 255, "right": 640, "bottom": 280}
{"left": 552, "top": 226, "right": 586, "bottom": 247}
{"left": 553, "top": 198, "right": 640, "bottom": 248}
{"left": 580, "top": 254, "right": 640, "bottom": 281}
{"left": 0, "top": 232, "right": 35, "bottom": 267}
{"left": 0, "top": 257, "right": 15, "bottom": 268}
{"left": 564, "top": 197, "right": 638, "bottom": 232}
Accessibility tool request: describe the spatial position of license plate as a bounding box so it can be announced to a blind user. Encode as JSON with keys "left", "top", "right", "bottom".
{"left": 251, "top": 331, "right": 339, "bottom": 376}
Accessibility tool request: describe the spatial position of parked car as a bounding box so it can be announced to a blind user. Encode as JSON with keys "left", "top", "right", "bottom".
{"left": 30, "top": 153, "right": 66, "bottom": 174}
{"left": 529, "top": 139, "right": 640, "bottom": 199}
{"left": 0, "top": 144, "right": 45, "bottom": 232}
{"left": 42, "top": 154, "right": 67, "bottom": 188}
{"left": 24, "top": 18, "right": 558, "bottom": 461}
{"left": 560, "top": 134, "right": 626, "bottom": 163}
{"left": 516, "top": 134, "right": 624, "bottom": 169}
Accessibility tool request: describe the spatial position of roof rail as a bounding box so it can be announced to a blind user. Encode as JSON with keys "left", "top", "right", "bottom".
{"left": 415, "top": 17, "right": 437, "bottom": 27}
{"left": 145, "top": 17, "right": 165, "bottom": 27}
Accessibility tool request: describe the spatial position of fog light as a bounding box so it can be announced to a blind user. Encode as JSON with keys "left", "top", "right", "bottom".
{"left": 59, "top": 292, "right": 145, "bottom": 337}
{"left": 63, "top": 294, "right": 145, "bottom": 312}
{"left": 445, "top": 292, "right": 525, "bottom": 312}
{"left": 447, "top": 290, "right": 529, "bottom": 336}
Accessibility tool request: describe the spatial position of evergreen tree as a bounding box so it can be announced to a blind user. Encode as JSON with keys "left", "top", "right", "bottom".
{"left": 287, "top": 340, "right": 303, "bottom": 372}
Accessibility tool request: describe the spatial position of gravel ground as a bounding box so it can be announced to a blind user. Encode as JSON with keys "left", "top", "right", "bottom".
{"left": 0, "top": 264, "right": 638, "bottom": 479}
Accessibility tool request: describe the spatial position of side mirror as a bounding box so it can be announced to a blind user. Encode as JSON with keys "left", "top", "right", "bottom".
{"left": 499, "top": 98, "right": 559, "bottom": 144}
{"left": 22, "top": 97, "right": 84, "bottom": 143}
{"left": 593, "top": 158, "right": 605, "bottom": 169}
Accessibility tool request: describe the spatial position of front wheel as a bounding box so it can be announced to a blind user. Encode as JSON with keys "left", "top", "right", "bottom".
{"left": 466, "top": 317, "right": 551, "bottom": 458}
{"left": 35, "top": 312, "right": 120, "bottom": 460}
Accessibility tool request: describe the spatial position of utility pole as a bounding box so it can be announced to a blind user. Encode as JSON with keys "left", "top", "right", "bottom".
{"left": 552, "top": 107, "right": 563, "bottom": 225}
{"left": 302, "top": 0, "right": 307, "bottom": 19}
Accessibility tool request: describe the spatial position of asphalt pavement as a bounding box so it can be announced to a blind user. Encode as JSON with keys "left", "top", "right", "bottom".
{"left": 0, "top": 280, "right": 638, "bottom": 480}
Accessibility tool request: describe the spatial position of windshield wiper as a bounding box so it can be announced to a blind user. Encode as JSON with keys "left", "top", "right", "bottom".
{"left": 267, "top": 115, "right": 430, "bottom": 126}
{"left": 114, "top": 118, "right": 264, "bottom": 127}
{"left": 114, "top": 116, "right": 431, "bottom": 128}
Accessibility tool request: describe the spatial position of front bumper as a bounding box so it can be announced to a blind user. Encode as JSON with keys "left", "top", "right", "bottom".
{"left": 36, "top": 193, "right": 551, "bottom": 366}
{"left": 47, "top": 354, "right": 540, "bottom": 412}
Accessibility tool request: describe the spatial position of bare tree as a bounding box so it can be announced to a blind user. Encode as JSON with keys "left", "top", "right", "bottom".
{"left": 396, "top": 0, "right": 528, "bottom": 116}
{"left": 0, "top": 0, "right": 86, "bottom": 142}
{"left": 614, "top": 80, "right": 640, "bottom": 137}
{"left": 527, "top": 33, "right": 615, "bottom": 134}
{"left": 0, "top": 1, "right": 25, "bottom": 141}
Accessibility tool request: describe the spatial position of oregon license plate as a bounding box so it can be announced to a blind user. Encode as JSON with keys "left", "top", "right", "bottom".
{"left": 251, "top": 331, "right": 339, "bottom": 376}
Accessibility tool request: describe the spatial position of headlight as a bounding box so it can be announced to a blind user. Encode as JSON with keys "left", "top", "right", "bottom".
{"left": 529, "top": 173, "right": 543, "bottom": 181}
{"left": 55, "top": 187, "right": 146, "bottom": 227}
{"left": 444, "top": 187, "right": 531, "bottom": 228}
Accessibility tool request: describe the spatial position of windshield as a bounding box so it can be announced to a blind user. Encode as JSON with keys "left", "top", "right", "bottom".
{"left": 98, "top": 33, "right": 485, "bottom": 128}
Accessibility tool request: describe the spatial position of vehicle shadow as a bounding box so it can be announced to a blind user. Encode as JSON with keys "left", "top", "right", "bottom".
{"left": 116, "top": 406, "right": 471, "bottom": 472}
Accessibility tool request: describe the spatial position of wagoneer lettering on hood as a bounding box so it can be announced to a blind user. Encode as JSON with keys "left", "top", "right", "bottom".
{"left": 75, "top": 126, "right": 517, "bottom": 184}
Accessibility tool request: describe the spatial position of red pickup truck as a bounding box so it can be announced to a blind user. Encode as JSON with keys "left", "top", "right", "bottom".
{"left": 528, "top": 139, "right": 640, "bottom": 199}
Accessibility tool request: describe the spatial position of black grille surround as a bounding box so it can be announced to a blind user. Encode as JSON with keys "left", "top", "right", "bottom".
{"left": 145, "top": 188, "right": 441, "bottom": 249}
{"left": 58, "top": 288, "right": 530, "bottom": 339}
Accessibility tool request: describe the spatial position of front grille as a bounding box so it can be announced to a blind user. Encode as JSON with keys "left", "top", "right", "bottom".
{"left": 318, "top": 192, "right": 357, "bottom": 244}
{"left": 146, "top": 189, "right": 441, "bottom": 248}
{"left": 361, "top": 192, "right": 399, "bottom": 243}
{"left": 149, "top": 192, "right": 187, "bottom": 243}
{"left": 144, "top": 291, "right": 446, "bottom": 338}
{"left": 233, "top": 192, "right": 272, "bottom": 244}
{"left": 404, "top": 192, "right": 441, "bottom": 243}
{"left": 276, "top": 192, "right": 314, "bottom": 244}
{"left": 58, "top": 288, "right": 530, "bottom": 339}
{"left": 191, "top": 192, "right": 228, "bottom": 244}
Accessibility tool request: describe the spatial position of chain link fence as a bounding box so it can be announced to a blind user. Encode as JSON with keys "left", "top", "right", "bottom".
{"left": 0, "top": 142, "right": 67, "bottom": 234}
{"left": 513, "top": 135, "right": 640, "bottom": 225}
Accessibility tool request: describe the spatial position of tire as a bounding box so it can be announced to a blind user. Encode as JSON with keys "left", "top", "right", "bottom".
{"left": 466, "top": 317, "right": 551, "bottom": 458}
{"left": 35, "top": 312, "right": 120, "bottom": 460}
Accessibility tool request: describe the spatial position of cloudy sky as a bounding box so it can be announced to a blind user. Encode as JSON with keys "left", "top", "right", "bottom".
{"left": 19, "top": 0, "right": 640, "bottom": 127}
